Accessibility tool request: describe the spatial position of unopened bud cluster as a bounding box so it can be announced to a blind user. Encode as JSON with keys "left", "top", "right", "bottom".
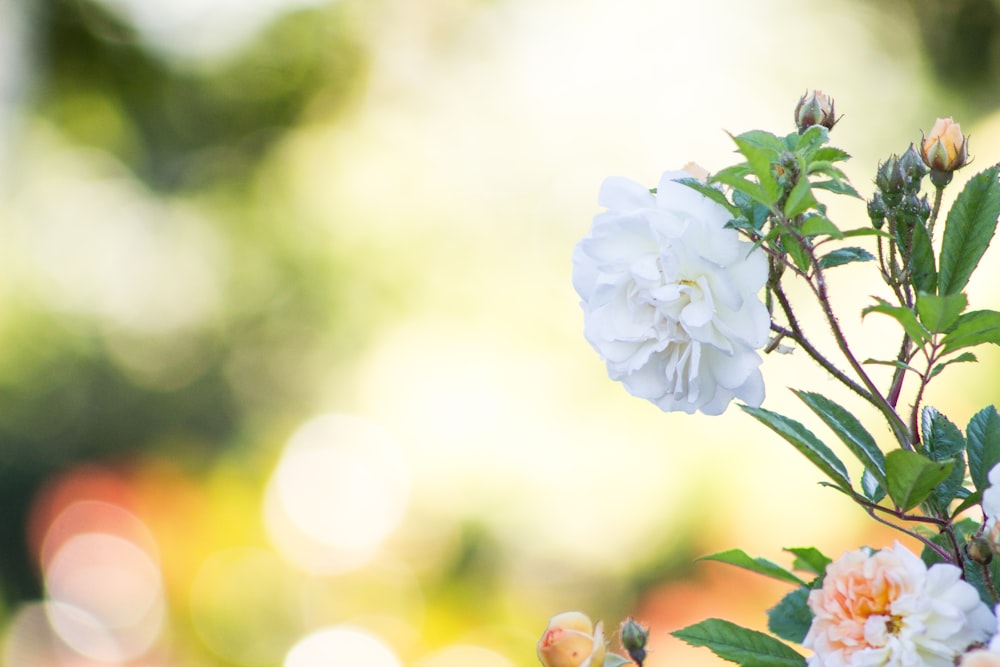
{"left": 869, "top": 144, "right": 931, "bottom": 233}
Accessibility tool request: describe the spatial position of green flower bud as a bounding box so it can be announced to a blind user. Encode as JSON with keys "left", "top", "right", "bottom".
{"left": 867, "top": 194, "right": 887, "bottom": 230}
{"left": 898, "top": 144, "right": 928, "bottom": 193}
{"left": 619, "top": 617, "right": 649, "bottom": 666}
{"left": 875, "top": 155, "right": 906, "bottom": 207}
{"left": 967, "top": 536, "right": 993, "bottom": 565}
{"left": 794, "top": 90, "right": 838, "bottom": 134}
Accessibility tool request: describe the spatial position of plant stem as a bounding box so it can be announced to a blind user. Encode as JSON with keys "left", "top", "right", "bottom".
{"left": 886, "top": 337, "right": 911, "bottom": 409}
{"left": 806, "top": 253, "right": 912, "bottom": 448}
{"left": 769, "top": 322, "right": 874, "bottom": 404}
{"left": 860, "top": 504, "right": 953, "bottom": 563}
{"left": 927, "top": 185, "right": 945, "bottom": 240}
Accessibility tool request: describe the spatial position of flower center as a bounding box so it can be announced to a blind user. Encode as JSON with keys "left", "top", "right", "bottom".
{"left": 885, "top": 614, "right": 904, "bottom": 636}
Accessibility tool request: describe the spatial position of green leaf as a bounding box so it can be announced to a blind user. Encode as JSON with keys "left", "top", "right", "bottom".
{"left": 677, "top": 178, "right": 737, "bottom": 213}
{"left": 602, "top": 655, "right": 632, "bottom": 667}
{"left": 862, "top": 298, "right": 929, "bottom": 345}
{"left": 672, "top": 619, "right": 806, "bottom": 667}
{"left": 921, "top": 407, "right": 966, "bottom": 510}
{"left": 699, "top": 549, "right": 806, "bottom": 586}
{"left": 713, "top": 168, "right": 772, "bottom": 210}
{"left": 799, "top": 215, "right": 842, "bottom": 239}
{"left": 861, "top": 468, "right": 887, "bottom": 503}
{"left": 811, "top": 146, "right": 850, "bottom": 163}
{"left": 767, "top": 588, "right": 813, "bottom": 644}
{"left": 793, "top": 390, "right": 887, "bottom": 488}
{"left": 884, "top": 449, "right": 956, "bottom": 512}
{"left": 951, "top": 488, "right": 983, "bottom": 518}
{"left": 817, "top": 246, "right": 875, "bottom": 269}
{"left": 741, "top": 405, "right": 852, "bottom": 491}
{"left": 784, "top": 177, "right": 818, "bottom": 218}
{"left": 916, "top": 292, "right": 967, "bottom": 333}
{"left": 942, "top": 309, "right": 1000, "bottom": 353}
{"left": 923, "top": 407, "right": 966, "bottom": 458}
{"left": 968, "top": 405, "right": 1000, "bottom": 491}
{"left": 729, "top": 131, "right": 783, "bottom": 207}
{"left": 811, "top": 179, "right": 862, "bottom": 198}
{"left": 781, "top": 232, "right": 813, "bottom": 272}
{"left": 862, "top": 358, "right": 921, "bottom": 374}
{"left": 908, "top": 221, "right": 937, "bottom": 294}
{"left": 928, "top": 352, "right": 977, "bottom": 379}
{"left": 733, "top": 190, "right": 771, "bottom": 232}
{"left": 938, "top": 164, "right": 1000, "bottom": 295}
{"left": 840, "top": 227, "right": 891, "bottom": 239}
{"left": 783, "top": 547, "right": 831, "bottom": 576}
{"left": 793, "top": 125, "right": 829, "bottom": 157}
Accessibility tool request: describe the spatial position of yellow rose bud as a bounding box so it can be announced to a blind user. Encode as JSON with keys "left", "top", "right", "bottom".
{"left": 921, "top": 117, "right": 970, "bottom": 172}
{"left": 537, "top": 611, "right": 606, "bottom": 667}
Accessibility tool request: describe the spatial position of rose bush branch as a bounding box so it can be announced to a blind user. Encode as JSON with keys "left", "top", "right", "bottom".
{"left": 567, "top": 90, "right": 1000, "bottom": 667}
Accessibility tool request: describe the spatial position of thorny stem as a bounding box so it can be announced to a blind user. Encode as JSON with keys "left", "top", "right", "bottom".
{"left": 857, "top": 501, "right": 953, "bottom": 563}
{"left": 798, "top": 233, "right": 913, "bottom": 449}
{"left": 769, "top": 320, "right": 873, "bottom": 403}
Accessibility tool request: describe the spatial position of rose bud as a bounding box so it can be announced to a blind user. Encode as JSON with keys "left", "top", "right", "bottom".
{"left": 967, "top": 536, "right": 994, "bottom": 565}
{"left": 794, "top": 90, "right": 838, "bottom": 134}
{"left": 619, "top": 616, "right": 649, "bottom": 665}
{"left": 537, "top": 611, "right": 606, "bottom": 667}
{"left": 921, "top": 117, "right": 970, "bottom": 186}
{"left": 898, "top": 143, "right": 928, "bottom": 191}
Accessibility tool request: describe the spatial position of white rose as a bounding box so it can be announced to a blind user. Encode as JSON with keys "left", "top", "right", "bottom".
{"left": 572, "top": 170, "right": 770, "bottom": 415}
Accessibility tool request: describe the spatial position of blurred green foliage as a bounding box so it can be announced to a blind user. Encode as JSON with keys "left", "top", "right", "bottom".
{"left": 35, "top": 0, "right": 366, "bottom": 192}
{"left": 0, "top": 0, "right": 373, "bottom": 608}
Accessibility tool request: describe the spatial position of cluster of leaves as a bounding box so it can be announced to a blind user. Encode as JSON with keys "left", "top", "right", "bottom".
{"left": 669, "top": 123, "right": 1000, "bottom": 666}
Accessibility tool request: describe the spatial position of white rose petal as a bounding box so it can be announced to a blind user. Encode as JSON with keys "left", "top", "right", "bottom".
{"left": 572, "top": 170, "right": 770, "bottom": 415}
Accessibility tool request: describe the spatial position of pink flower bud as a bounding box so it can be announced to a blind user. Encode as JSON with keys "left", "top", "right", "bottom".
{"left": 794, "top": 90, "right": 837, "bottom": 134}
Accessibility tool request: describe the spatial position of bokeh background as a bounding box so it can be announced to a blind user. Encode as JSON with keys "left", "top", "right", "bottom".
{"left": 2, "top": 0, "right": 1000, "bottom": 665}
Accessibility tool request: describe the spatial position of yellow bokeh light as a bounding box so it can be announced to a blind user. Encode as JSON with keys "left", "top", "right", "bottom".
{"left": 263, "top": 414, "right": 410, "bottom": 574}
{"left": 284, "top": 626, "right": 402, "bottom": 667}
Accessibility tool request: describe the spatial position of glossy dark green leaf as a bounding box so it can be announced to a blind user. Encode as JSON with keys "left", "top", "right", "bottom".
{"left": 783, "top": 547, "right": 831, "bottom": 576}
{"left": 672, "top": 619, "right": 806, "bottom": 667}
{"left": 699, "top": 549, "right": 806, "bottom": 586}
{"left": 968, "top": 405, "right": 1000, "bottom": 491}
{"left": 794, "top": 390, "right": 886, "bottom": 486}
{"left": 741, "top": 405, "right": 851, "bottom": 492}
{"left": 939, "top": 164, "right": 1000, "bottom": 295}
{"left": 885, "top": 449, "right": 956, "bottom": 512}
{"left": 817, "top": 246, "right": 875, "bottom": 269}
{"left": 768, "top": 588, "right": 813, "bottom": 644}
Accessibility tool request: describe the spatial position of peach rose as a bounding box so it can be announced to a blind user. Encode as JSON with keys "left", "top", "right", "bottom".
{"left": 537, "top": 611, "right": 606, "bottom": 667}
{"left": 804, "top": 543, "right": 993, "bottom": 667}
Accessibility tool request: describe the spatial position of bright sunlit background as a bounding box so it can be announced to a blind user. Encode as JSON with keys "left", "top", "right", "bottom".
{"left": 3, "top": 0, "right": 1000, "bottom": 665}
